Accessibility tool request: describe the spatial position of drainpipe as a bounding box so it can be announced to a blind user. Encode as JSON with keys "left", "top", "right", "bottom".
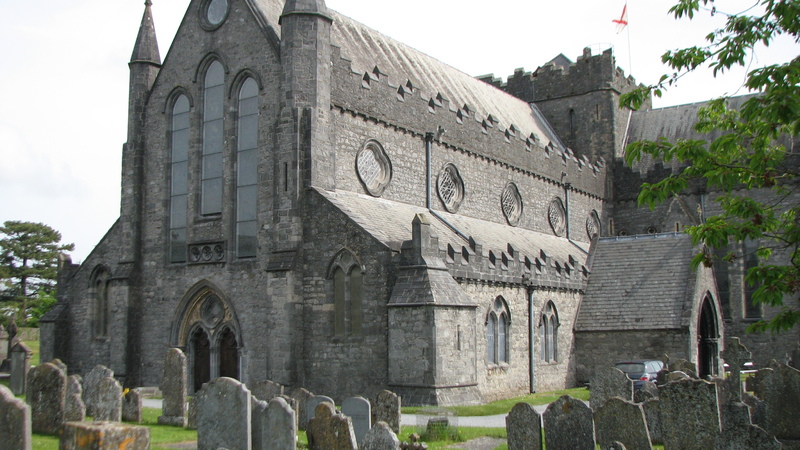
{"left": 564, "top": 182, "right": 571, "bottom": 240}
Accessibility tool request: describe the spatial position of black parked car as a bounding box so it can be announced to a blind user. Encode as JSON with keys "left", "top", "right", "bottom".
{"left": 615, "top": 360, "right": 664, "bottom": 389}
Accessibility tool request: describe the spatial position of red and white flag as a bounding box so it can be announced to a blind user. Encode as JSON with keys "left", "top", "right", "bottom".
{"left": 613, "top": 4, "right": 628, "bottom": 33}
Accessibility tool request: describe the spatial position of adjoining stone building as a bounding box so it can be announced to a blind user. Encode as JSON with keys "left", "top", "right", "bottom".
{"left": 40, "top": 0, "right": 796, "bottom": 405}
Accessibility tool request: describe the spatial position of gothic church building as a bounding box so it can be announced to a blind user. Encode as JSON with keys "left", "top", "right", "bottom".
{"left": 42, "top": 0, "right": 795, "bottom": 405}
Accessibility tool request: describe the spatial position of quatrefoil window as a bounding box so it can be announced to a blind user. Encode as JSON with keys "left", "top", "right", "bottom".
{"left": 356, "top": 140, "right": 392, "bottom": 197}
{"left": 437, "top": 163, "right": 465, "bottom": 213}
{"left": 501, "top": 183, "right": 523, "bottom": 226}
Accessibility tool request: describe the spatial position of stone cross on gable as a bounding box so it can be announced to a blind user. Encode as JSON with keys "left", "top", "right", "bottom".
{"left": 721, "top": 337, "right": 751, "bottom": 401}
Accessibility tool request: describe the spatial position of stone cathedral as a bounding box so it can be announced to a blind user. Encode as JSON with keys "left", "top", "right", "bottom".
{"left": 41, "top": 0, "right": 798, "bottom": 405}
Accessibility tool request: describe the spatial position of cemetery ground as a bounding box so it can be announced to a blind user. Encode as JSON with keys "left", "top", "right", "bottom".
{"left": 1, "top": 365, "right": 588, "bottom": 450}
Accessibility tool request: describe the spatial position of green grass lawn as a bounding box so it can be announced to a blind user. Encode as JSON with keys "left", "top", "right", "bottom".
{"left": 402, "top": 386, "right": 590, "bottom": 416}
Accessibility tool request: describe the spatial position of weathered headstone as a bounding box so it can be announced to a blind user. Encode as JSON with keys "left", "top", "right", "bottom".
{"left": 594, "top": 397, "right": 652, "bottom": 449}
{"left": 505, "top": 402, "right": 542, "bottom": 450}
{"left": 28, "top": 362, "right": 66, "bottom": 435}
{"left": 83, "top": 364, "right": 113, "bottom": 417}
{"left": 0, "top": 384, "right": 31, "bottom": 450}
{"left": 372, "top": 390, "right": 401, "bottom": 435}
{"left": 542, "top": 395, "right": 595, "bottom": 449}
{"left": 186, "top": 396, "right": 197, "bottom": 430}
{"left": 590, "top": 367, "right": 633, "bottom": 410}
{"left": 362, "top": 421, "right": 401, "bottom": 450}
{"left": 715, "top": 422, "right": 782, "bottom": 449}
{"left": 196, "top": 377, "right": 252, "bottom": 450}
{"left": 306, "top": 395, "right": 335, "bottom": 425}
{"left": 9, "top": 341, "right": 31, "bottom": 395}
{"left": 342, "top": 396, "right": 371, "bottom": 446}
{"left": 266, "top": 396, "right": 297, "bottom": 450}
{"left": 759, "top": 361, "right": 800, "bottom": 445}
{"left": 642, "top": 398, "right": 662, "bottom": 445}
{"left": 722, "top": 337, "right": 751, "bottom": 402}
{"left": 60, "top": 421, "right": 150, "bottom": 449}
{"left": 289, "top": 387, "right": 314, "bottom": 430}
{"left": 49, "top": 358, "right": 67, "bottom": 375}
{"left": 158, "top": 348, "right": 188, "bottom": 426}
{"left": 633, "top": 381, "right": 658, "bottom": 403}
{"left": 660, "top": 378, "right": 720, "bottom": 449}
{"left": 122, "top": 388, "right": 143, "bottom": 423}
{"left": 743, "top": 392, "right": 767, "bottom": 429}
{"left": 250, "top": 379, "right": 284, "bottom": 401}
{"left": 94, "top": 376, "right": 122, "bottom": 422}
{"left": 307, "top": 402, "right": 358, "bottom": 450}
{"left": 65, "top": 375, "right": 86, "bottom": 422}
{"left": 665, "top": 371, "right": 690, "bottom": 383}
{"left": 668, "top": 359, "right": 698, "bottom": 378}
{"left": 252, "top": 397, "right": 268, "bottom": 450}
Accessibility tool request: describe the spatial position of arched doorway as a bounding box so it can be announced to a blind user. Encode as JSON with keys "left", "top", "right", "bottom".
{"left": 171, "top": 283, "right": 244, "bottom": 393}
{"left": 697, "top": 295, "right": 720, "bottom": 379}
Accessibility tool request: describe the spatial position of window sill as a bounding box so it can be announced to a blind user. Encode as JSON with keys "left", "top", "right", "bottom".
{"left": 487, "top": 363, "right": 510, "bottom": 373}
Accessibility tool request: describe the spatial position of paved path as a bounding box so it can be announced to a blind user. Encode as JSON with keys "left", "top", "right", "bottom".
{"left": 144, "top": 399, "right": 551, "bottom": 428}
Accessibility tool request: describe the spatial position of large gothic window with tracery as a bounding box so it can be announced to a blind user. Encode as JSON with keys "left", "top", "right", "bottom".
{"left": 236, "top": 77, "right": 259, "bottom": 258}
{"left": 202, "top": 61, "right": 224, "bottom": 216}
{"left": 170, "top": 94, "right": 190, "bottom": 263}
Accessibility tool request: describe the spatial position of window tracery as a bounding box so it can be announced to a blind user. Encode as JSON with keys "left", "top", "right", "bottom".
{"left": 329, "top": 250, "right": 364, "bottom": 337}
{"left": 486, "top": 297, "right": 510, "bottom": 365}
{"left": 236, "top": 77, "right": 259, "bottom": 257}
{"left": 540, "top": 301, "right": 559, "bottom": 363}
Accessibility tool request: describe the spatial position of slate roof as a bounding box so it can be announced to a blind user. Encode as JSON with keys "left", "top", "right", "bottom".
{"left": 576, "top": 233, "right": 698, "bottom": 332}
{"left": 317, "top": 188, "right": 590, "bottom": 277}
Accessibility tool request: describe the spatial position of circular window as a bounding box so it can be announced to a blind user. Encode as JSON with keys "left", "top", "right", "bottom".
{"left": 200, "top": 0, "right": 229, "bottom": 29}
{"left": 356, "top": 140, "right": 392, "bottom": 196}
{"left": 501, "top": 183, "right": 523, "bottom": 226}
{"left": 586, "top": 210, "right": 601, "bottom": 240}
{"left": 548, "top": 198, "right": 567, "bottom": 236}
{"left": 437, "top": 163, "right": 465, "bottom": 213}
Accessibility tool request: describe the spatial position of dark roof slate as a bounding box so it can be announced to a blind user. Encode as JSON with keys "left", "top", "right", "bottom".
{"left": 576, "top": 233, "right": 698, "bottom": 331}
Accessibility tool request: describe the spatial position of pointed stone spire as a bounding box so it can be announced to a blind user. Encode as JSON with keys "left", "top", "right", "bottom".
{"left": 130, "top": 0, "right": 161, "bottom": 65}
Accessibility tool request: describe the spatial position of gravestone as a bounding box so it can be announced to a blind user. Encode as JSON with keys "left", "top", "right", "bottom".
{"left": 362, "top": 421, "right": 401, "bottom": 450}
{"left": 252, "top": 397, "right": 268, "bottom": 450}
{"left": 28, "top": 362, "right": 66, "bottom": 435}
{"left": 660, "top": 378, "right": 720, "bottom": 449}
{"left": 83, "top": 364, "right": 113, "bottom": 417}
{"left": 122, "top": 388, "right": 143, "bottom": 423}
{"left": 289, "top": 387, "right": 314, "bottom": 430}
{"left": 665, "top": 371, "right": 690, "bottom": 383}
{"left": 186, "top": 397, "right": 197, "bottom": 430}
{"left": 0, "top": 384, "right": 31, "bottom": 450}
{"left": 49, "top": 358, "right": 67, "bottom": 375}
{"left": 250, "top": 379, "right": 284, "bottom": 401}
{"left": 722, "top": 337, "right": 751, "bottom": 402}
{"left": 0, "top": 324, "right": 7, "bottom": 365}
{"left": 266, "top": 396, "right": 297, "bottom": 450}
{"left": 94, "top": 376, "right": 122, "bottom": 422}
{"left": 669, "top": 359, "right": 698, "bottom": 378}
{"left": 9, "top": 341, "right": 31, "bottom": 395}
{"left": 594, "top": 397, "right": 652, "bottom": 449}
{"left": 307, "top": 402, "right": 358, "bottom": 450}
{"left": 743, "top": 392, "right": 767, "bottom": 429}
{"left": 60, "top": 421, "right": 150, "bottom": 449}
{"left": 342, "top": 396, "right": 371, "bottom": 446}
{"left": 306, "top": 395, "right": 335, "bottom": 425}
{"left": 715, "top": 421, "right": 782, "bottom": 449}
{"left": 642, "top": 398, "right": 662, "bottom": 445}
{"left": 158, "top": 348, "right": 188, "bottom": 426}
{"left": 542, "top": 395, "right": 595, "bottom": 449}
{"left": 759, "top": 361, "right": 800, "bottom": 445}
{"left": 590, "top": 367, "right": 633, "bottom": 410}
{"left": 633, "top": 381, "right": 658, "bottom": 404}
{"left": 65, "top": 375, "right": 86, "bottom": 422}
{"left": 278, "top": 394, "right": 298, "bottom": 429}
{"left": 196, "top": 377, "right": 252, "bottom": 450}
{"left": 505, "top": 402, "right": 542, "bottom": 450}
{"left": 372, "top": 390, "right": 401, "bottom": 434}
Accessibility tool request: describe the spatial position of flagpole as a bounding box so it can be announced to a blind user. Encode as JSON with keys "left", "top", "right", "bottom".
{"left": 626, "top": 4, "right": 633, "bottom": 76}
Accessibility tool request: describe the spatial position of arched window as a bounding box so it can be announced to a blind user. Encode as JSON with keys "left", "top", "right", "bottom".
{"left": 202, "top": 61, "right": 225, "bottom": 215}
{"left": 540, "top": 301, "right": 559, "bottom": 363}
{"left": 329, "top": 250, "right": 364, "bottom": 337}
{"left": 90, "top": 267, "right": 110, "bottom": 338}
{"left": 170, "top": 95, "right": 190, "bottom": 263}
{"left": 486, "top": 297, "right": 510, "bottom": 365}
{"left": 236, "top": 77, "right": 259, "bottom": 257}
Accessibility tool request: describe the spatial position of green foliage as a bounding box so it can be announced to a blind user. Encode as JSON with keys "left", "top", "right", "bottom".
{"left": 620, "top": 0, "right": 800, "bottom": 333}
{"left": 402, "top": 387, "right": 589, "bottom": 416}
{"left": 0, "top": 220, "right": 73, "bottom": 327}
